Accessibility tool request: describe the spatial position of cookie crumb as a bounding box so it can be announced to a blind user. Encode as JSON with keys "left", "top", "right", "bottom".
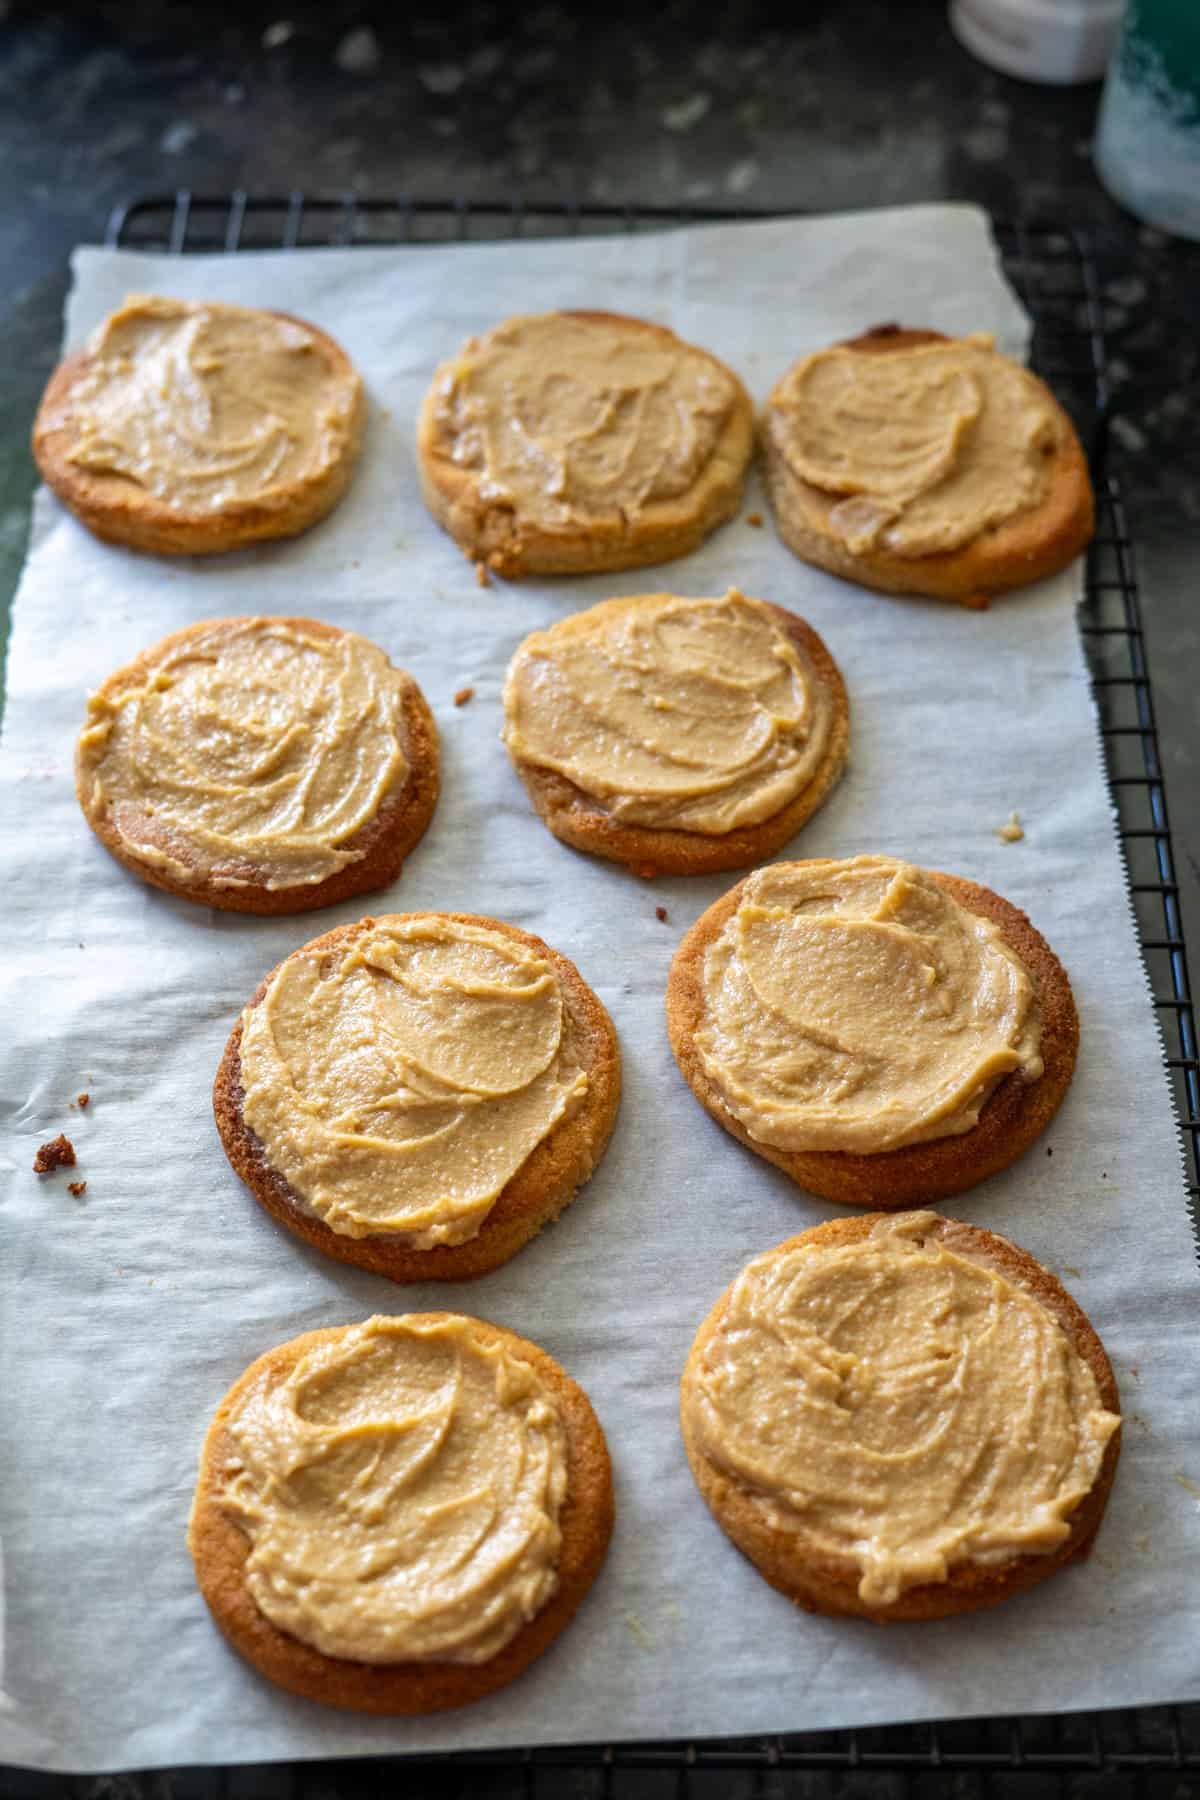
{"left": 746, "top": 511, "right": 764, "bottom": 527}
{"left": 67, "top": 1181, "right": 87, "bottom": 1197}
{"left": 655, "top": 905, "right": 669, "bottom": 922}
{"left": 996, "top": 810, "right": 1024, "bottom": 843}
{"left": 453, "top": 685, "right": 475, "bottom": 707}
{"left": 76, "top": 1092, "right": 90, "bottom": 1109}
{"left": 33, "top": 1134, "right": 76, "bottom": 1173}
{"left": 475, "top": 562, "right": 492, "bottom": 588}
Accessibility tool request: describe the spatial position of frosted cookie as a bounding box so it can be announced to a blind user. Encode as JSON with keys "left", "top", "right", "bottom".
{"left": 214, "top": 912, "right": 621, "bottom": 1280}
{"left": 189, "top": 1313, "right": 613, "bottom": 1711}
{"left": 761, "top": 326, "right": 1094, "bottom": 604}
{"left": 33, "top": 296, "right": 364, "bottom": 554}
{"left": 76, "top": 617, "right": 439, "bottom": 914}
{"left": 502, "top": 590, "right": 849, "bottom": 876}
{"left": 681, "top": 1212, "right": 1120, "bottom": 1621}
{"left": 417, "top": 310, "right": 754, "bottom": 576}
{"left": 666, "top": 856, "right": 1077, "bottom": 1207}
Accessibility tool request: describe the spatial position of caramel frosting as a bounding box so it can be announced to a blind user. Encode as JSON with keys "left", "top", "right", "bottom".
{"left": 218, "top": 1315, "right": 568, "bottom": 1664}
{"left": 503, "top": 591, "right": 834, "bottom": 835}
{"left": 696, "top": 857, "right": 1043, "bottom": 1154}
{"left": 766, "top": 334, "right": 1060, "bottom": 558}
{"left": 428, "top": 311, "right": 740, "bottom": 530}
{"left": 239, "top": 916, "right": 589, "bottom": 1245}
{"left": 78, "top": 619, "right": 411, "bottom": 891}
{"left": 65, "top": 295, "right": 361, "bottom": 511}
{"left": 684, "top": 1214, "right": 1120, "bottom": 1606}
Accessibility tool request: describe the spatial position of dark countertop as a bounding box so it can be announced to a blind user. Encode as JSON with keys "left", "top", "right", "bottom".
{"left": 1, "top": 3, "right": 1197, "bottom": 1794}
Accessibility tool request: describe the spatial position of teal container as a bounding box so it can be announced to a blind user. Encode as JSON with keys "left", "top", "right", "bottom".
{"left": 1095, "top": 0, "right": 1200, "bottom": 237}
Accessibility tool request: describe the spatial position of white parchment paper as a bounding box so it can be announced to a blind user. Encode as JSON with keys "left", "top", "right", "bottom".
{"left": 2, "top": 206, "right": 1198, "bottom": 1775}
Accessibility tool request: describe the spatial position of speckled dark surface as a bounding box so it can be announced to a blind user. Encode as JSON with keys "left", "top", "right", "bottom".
{"left": 1, "top": 2, "right": 1198, "bottom": 1794}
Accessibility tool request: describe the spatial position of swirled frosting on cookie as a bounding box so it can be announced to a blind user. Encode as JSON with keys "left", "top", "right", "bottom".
{"left": 764, "top": 334, "right": 1060, "bottom": 558}
{"left": 683, "top": 1214, "right": 1120, "bottom": 1606}
{"left": 503, "top": 591, "right": 834, "bottom": 835}
{"left": 696, "top": 857, "right": 1043, "bottom": 1154}
{"left": 427, "top": 311, "right": 741, "bottom": 529}
{"left": 77, "top": 618, "right": 412, "bottom": 891}
{"left": 238, "top": 916, "right": 589, "bottom": 1245}
{"left": 65, "top": 295, "right": 361, "bottom": 511}
{"left": 219, "top": 1315, "right": 568, "bottom": 1663}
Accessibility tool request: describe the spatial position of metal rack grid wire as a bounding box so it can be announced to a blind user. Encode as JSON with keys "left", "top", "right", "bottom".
{"left": 94, "top": 192, "right": 1200, "bottom": 1795}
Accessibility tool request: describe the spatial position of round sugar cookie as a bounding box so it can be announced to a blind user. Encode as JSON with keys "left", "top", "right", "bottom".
{"left": 189, "top": 1313, "right": 614, "bottom": 1711}
{"left": 34, "top": 295, "right": 365, "bottom": 555}
{"left": 76, "top": 617, "right": 439, "bottom": 914}
{"left": 666, "top": 857, "right": 1077, "bottom": 1208}
{"left": 418, "top": 309, "right": 754, "bottom": 577}
{"left": 761, "top": 325, "right": 1094, "bottom": 605}
{"left": 681, "top": 1212, "right": 1120, "bottom": 1621}
{"left": 214, "top": 912, "right": 621, "bottom": 1280}
{"left": 502, "top": 590, "right": 849, "bottom": 877}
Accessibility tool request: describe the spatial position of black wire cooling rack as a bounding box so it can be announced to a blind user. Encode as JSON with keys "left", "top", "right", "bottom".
{"left": 42, "top": 192, "right": 1197, "bottom": 1799}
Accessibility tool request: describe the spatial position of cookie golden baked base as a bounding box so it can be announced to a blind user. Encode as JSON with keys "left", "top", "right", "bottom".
{"left": 33, "top": 313, "right": 365, "bottom": 556}
{"left": 76, "top": 619, "right": 440, "bottom": 916}
{"left": 509, "top": 602, "right": 850, "bottom": 877}
{"left": 681, "top": 1213, "right": 1120, "bottom": 1622}
{"left": 189, "top": 1315, "right": 614, "bottom": 1711}
{"left": 417, "top": 310, "right": 755, "bottom": 578}
{"left": 762, "top": 327, "right": 1095, "bottom": 606}
{"left": 214, "top": 913, "right": 621, "bottom": 1280}
{"left": 666, "top": 868, "right": 1078, "bottom": 1207}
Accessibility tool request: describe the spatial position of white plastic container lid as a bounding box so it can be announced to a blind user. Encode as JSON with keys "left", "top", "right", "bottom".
{"left": 950, "top": 0, "right": 1123, "bottom": 85}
